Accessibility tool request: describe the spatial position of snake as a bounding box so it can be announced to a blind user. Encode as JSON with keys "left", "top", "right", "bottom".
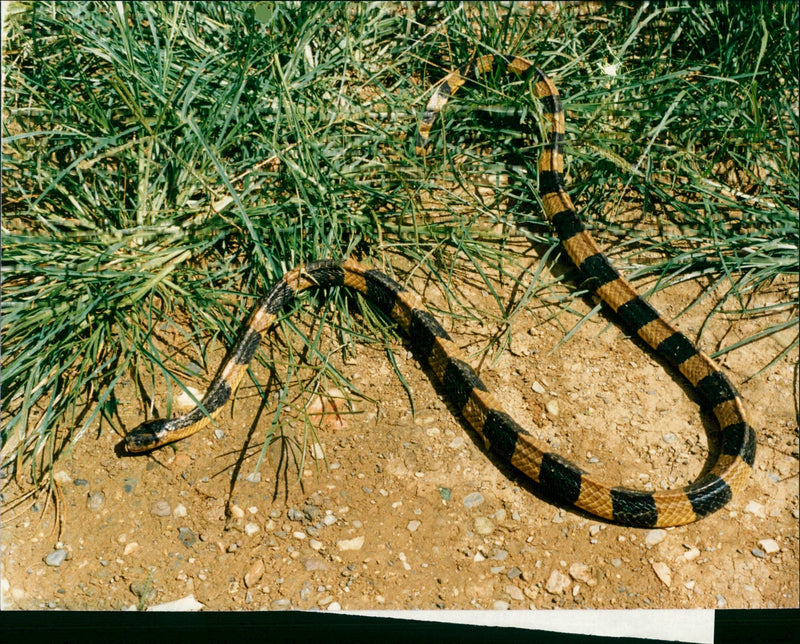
{"left": 125, "top": 54, "right": 756, "bottom": 528}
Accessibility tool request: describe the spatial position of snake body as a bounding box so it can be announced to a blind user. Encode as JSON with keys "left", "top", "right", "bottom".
{"left": 125, "top": 55, "right": 756, "bottom": 528}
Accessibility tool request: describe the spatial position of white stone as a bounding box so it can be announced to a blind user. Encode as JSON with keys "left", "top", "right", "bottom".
{"left": 147, "top": 595, "right": 205, "bottom": 612}
{"left": 337, "top": 536, "right": 365, "bottom": 551}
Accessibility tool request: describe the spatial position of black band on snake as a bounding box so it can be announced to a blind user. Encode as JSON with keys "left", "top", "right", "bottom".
{"left": 125, "top": 54, "right": 756, "bottom": 528}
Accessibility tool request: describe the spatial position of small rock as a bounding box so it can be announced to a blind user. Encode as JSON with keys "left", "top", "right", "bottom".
{"left": 473, "top": 516, "right": 494, "bottom": 535}
{"left": 531, "top": 381, "right": 546, "bottom": 394}
{"left": 610, "top": 558, "right": 622, "bottom": 568}
{"left": 302, "top": 557, "right": 328, "bottom": 572}
{"left": 449, "top": 436, "right": 466, "bottom": 450}
{"left": 716, "top": 594, "right": 727, "bottom": 608}
{"left": 652, "top": 562, "right": 672, "bottom": 587}
{"left": 130, "top": 581, "right": 156, "bottom": 603}
{"left": 73, "top": 478, "right": 89, "bottom": 486}
{"left": 150, "top": 500, "right": 171, "bottom": 517}
{"left": 751, "top": 548, "right": 766, "bottom": 559}
{"left": 244, "top": 522, "right": 260, "bottom": 536}
{"left": 327, "top": 601, "right": 341, "bottom": 611}
{"left": 407, "top": 520, "right": 421, "bottom": 533}
{"left": 683, "top": 546, "right": 700, "bottom": 561}
{"left": 506, "top": 567, "right": 522, "bottom": 580}
{"left": 493, "top": 600, "right": 510, "bottom": 610}
{"left": 147, "top": 595, "right": 205, "bottom": 612}
{"left": 178, "top": 527, "right": 197, "bottom": 548}
{"left": 545, "top": 570, "right": 571, "bottom": 595}
{"left": 569, "top": 563, "right": 592, "bottom": 584}
{"left": 214, "top": 429, "right": 226, "bottom": 441}
{"left": 271, "top": 598, "right": 292, "bottom": 610}
{"left": 463, "top": 492, "right": 484, "bottom": 508}
{"left": 645, "top": 529, "right": 667, "bottom": 547}
{"left": 337, "top": 536, "right": 365, "bottom": 551}
{"left": 53, "top": 470, "right": 72, "bottom": 484}
{"left": 123, "top": 542, "right": 139, "bottom": 556}
{"left": 244, "top": 472, "right": 261, "bottom": 483}
{"left": 438, "top": 487, "right": 452, "bottom": 501}
{"left": 309, "top": 539, "right": 323, "bottom": 551}
{"left": 545, "top": 400, "right": 559, "bottom": 417}
{"left": 229, "top": 504, "right": 245, "bottom": 519}
{"left": 173, "top": 503, "right": 188, "bottom": 518}
{"left": 758, "top": 539, "right": 779, "bottom": 554}
{"left": 44, "top": 549, "right": 67, "bottom": 567}
{"left": 744, "top": 501, "right": 766, "bottom": 518}
{"left": 505, "top": 585, "right": 524, "bottom": 601}
{"left": 87, "top": 491, "right": 105, "bottom": 512}
{"left": 244, "top": 559, "right": 265, "bottom": 588}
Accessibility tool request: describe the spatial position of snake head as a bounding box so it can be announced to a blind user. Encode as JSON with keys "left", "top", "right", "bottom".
{"left": 124, "top": 419, "right": 170, "bottom": 454}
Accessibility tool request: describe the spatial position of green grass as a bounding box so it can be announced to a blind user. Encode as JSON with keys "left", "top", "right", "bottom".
{"left": 2, "top": 1, "right": 797, "bottom": 493}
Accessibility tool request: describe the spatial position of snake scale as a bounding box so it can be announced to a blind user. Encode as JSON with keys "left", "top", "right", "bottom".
{"left": 125, "top": 54, "right": 756, "bottom": 528}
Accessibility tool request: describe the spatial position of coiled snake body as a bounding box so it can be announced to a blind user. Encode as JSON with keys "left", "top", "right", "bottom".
{"left": 125, "top": 55, "right": 756, "bottom": 528}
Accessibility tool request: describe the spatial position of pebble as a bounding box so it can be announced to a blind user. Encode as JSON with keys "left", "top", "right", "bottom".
{"left": 506, "top": 566, "right": 522, "bottom": 580}
{"left": 302, "top": 557, "right": 328, "bottom": 572}
{"left": 448, "top": 437, "right": 465, "bottom": 449}
{"left": 652, "top": 562, "right": 672, "bottom": 587}
{"left": 130, "top": 581, "right": 155, "bottom": 603}
{"left": 531, "top": 381, "right": 546, "bottom": 394}
{"left": 173, "top": 503, "right": 188, "bottom": 518}
{"left": 244, "top": 523, "right": 260, "bottom": 536}
{"left": 244, "top": 559, "right": 265, "bottom": 587}
{"left": 473, "top": 517, "right": 494, "bottom": 535}
{"left": 327, "top": 601, "right": 341, "bottom": 611}
{"left": 751, "top": 548, "right": 766, "bottom": 559}
{"left": 123, "top": 477, "right": 138, "bottom": 493}
{"left": 244, "top": 472, "right": 261, "bottom": 483}
{"left": 438, "top": 487, "right": 452, "bottom": 501}
{"left": 73, "top": 478, "right": 89, "bottom": 486}
{"left": 407, "top": 520, "right": 421, "bottom": 533}
{"left": 493, "top": 600, "right": 510, "bottom": 610}
{"left": 150, "top": 500, "right": 171, "bottom": 517}
{"left": 45, "top": 549, "right": 67, "bottom": 567}
{"left": 545, "top": 570, "right": 571, "bottom": 595}
{"left": 270, "top": 599, "right": 292, "bottom": 610}
{"left": 758, "top": 539, "right": 779, "bottom": 554}
{"left": 214, "top": 429, "right": 225, "bottom": 441}
{"left": 123, "top": 542, "right": 139, "bottom": 556}
{"left": 545, "top": 400, "right": 559, "bottom": 417}
{"left": 53, "top": 470, "right": 72, "bottom": 484}
{"left": 505, "top": 585, "right": 524, "bottom": 601}
{"left": 569, "top": 563, "right": 592, "bottom": 584}
{"left": 87, "top": 491, "right": 105, "bottom": 512}
{"left": 337, "top": 536, "right": 365, "bottom": 551}
{"left": 462, "top": 492, "right": 484, "bottom": 508}
{"left": 744, "top": 501, "right": 766, "bottom": 518}
{"left": 610, "top": 558, "right": 622, "bottom": 568}
{"left": 178, "top": 527, "right": 197, "bottom": 548}
{"left": 309, "top": 539, "right": 323, "bottom": 551}
{"left": 716, "top": 594, "right": 727, "bottom": 608}
{"left": 645, "top": 529, "right": 667, "bottom": 547}
{"left": 147, "top": 595, "right": 205, "bottom": 612}
{"left": 662, "top": 433, "right": 676, "bottom": 443}
{"left": 229, "top": 504, "right": 245, "bottom": 519}
{"left": 683, "top": 546, "right": 700, "bottom": 561}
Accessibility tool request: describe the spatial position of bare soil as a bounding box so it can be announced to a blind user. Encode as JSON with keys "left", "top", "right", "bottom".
{"left": 2, "top": 250, "right": 798, "bottom": 612}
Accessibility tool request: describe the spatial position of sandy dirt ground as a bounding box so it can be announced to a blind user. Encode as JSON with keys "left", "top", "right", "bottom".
{"left": 1, "top": 244, "right": 798, "bottom": 613}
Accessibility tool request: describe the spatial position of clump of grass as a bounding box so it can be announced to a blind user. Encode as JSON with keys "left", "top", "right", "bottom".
{"left": 2, "top": 2, "right": 796, "bottom": 496}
